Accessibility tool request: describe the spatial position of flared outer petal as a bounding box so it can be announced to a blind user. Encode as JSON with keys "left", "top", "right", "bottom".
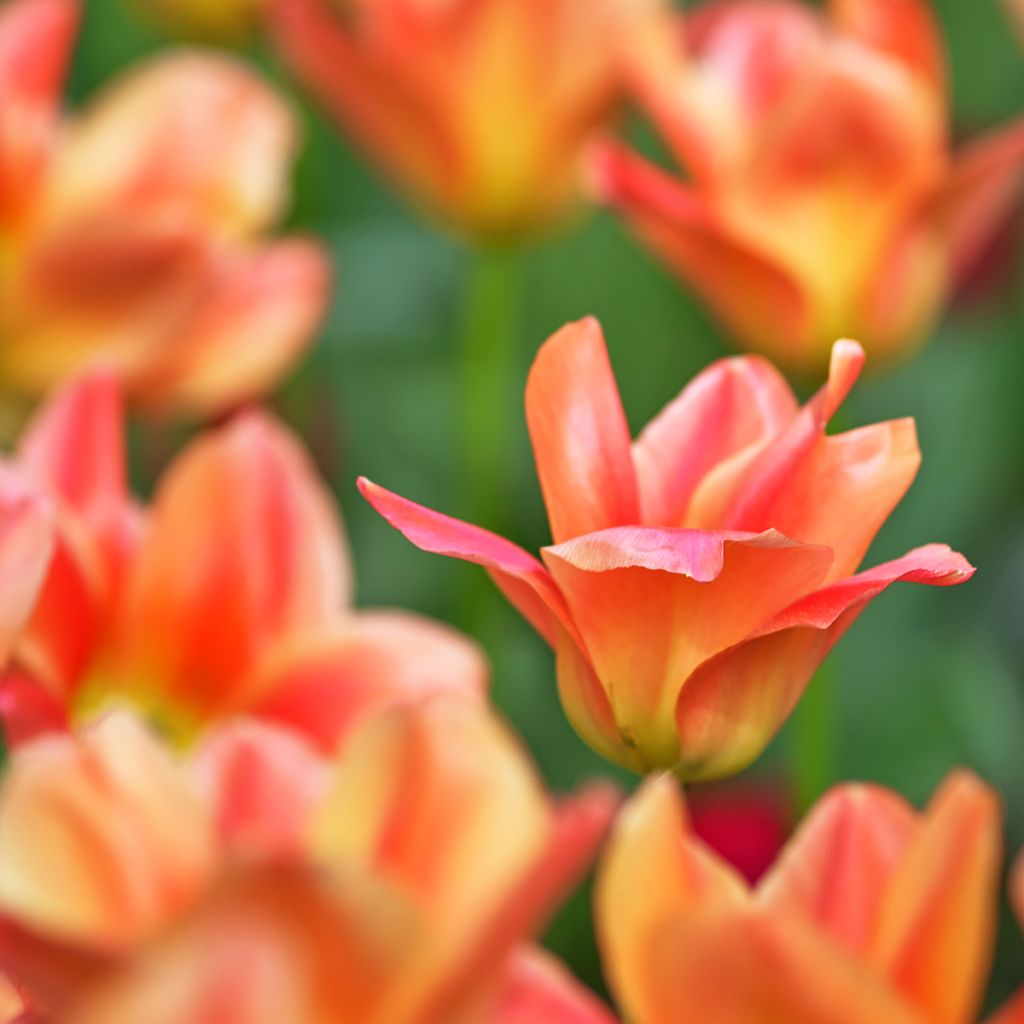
{"left": 868, "top": 771, "right": 1002, "bottom": 1024}
{"left": 524, "top": 318, "right": 639, "bottom": 544}
{"left": 129, "top": 239, "right": 330, "bottom": 415}
{"left": 674, "top": 544, "right": 974, "bottom": 779}
{"left": 542, "top": 526, "right": 833, "bottom": 770}
{"left": 589, "top": 143, "right": 812, "bottom": 362}
{"left": 250, "top": 612, "right": 488, "bottom": 753}
{"left": 494, "top": 947, "right": 618, "bottom": 1024}
{"left": 114, "top": 413, "right": 351, "bottom": 722}
{"left": 358, "top": 477, "right": 577, "bottom": 648}
{"left": 0, "top": 0, "right": 78, "bottom": 222}
{"left": 190, "top": 720, "right": 330, "bottom": 862}
{"left": 0, "top": 714, "right": 216, "bottom": 951}
{"left": 0, "top": 672, "right": 68, "bottom": 749}
{"left": 41, "top": 52, "right": 297, "bottom": 240}
{"left": 632, "top": 352, "right": 798, "bottom": 527}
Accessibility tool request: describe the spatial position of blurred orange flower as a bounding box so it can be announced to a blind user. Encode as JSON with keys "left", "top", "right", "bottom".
{"left": 0, "top": 373, "right": 486, "bottom": 750}
{"left": 361, "top": 318, "right": 973, "bottom": 778}
{"left": 0, "top": 0, "right": 329, "bottom": 415}
{"left": 0, "top": 701, "right": 617, "bottom": 1023}
{"left": 270, "top": 0, "right": 661, "bottom": 242}
{"left": 597, "top": 771, "right": 1015, "bottom": 1024}
{"left": 592, "top": 0, "right": 1024, "bottom": 374}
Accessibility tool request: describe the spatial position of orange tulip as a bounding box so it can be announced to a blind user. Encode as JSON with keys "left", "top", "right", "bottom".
{"left": 591, "top": 0, "right": 1024, "bottom": 374}
{"left": 0, "top": 701, "right": 617, "bottom": 1023}
{"left": 361, "top": 317, "right": 973, "bottom": 778}
{"left": 269, "top": 0, "right": 661, "bottom": 242}
{"left": 596, "top": 771, "right": 1009, "bottom": 1024}
{"left": 0, "top": 0, "right": 329, "bottom": 415}
{"left": 0, "top": 372, "right": 486, "bottom": 751}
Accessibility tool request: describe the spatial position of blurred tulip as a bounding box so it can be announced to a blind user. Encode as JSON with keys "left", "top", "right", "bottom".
{"left": 1006, "top": 0, "right": 1024, "bottom": 49}
{"left": 361, "top": 317, "right": 973, "bottom": 778}
{"left": 597, "top": 771, "right": 1010, "bottom": 1024}
{"left": 269, "top": 0, "right": 661, "bottom": 242}
{"left": 0, "top": 700, "right": 616, "bottom": 1023}
{"left": 0, "top": 0, "right": 329, "bottom": 415}
{"left": 0, "top": 372, "right": 487, "bottom": 751}
{"left": 591, "top": 0, "right": 1024, "bottom": 374}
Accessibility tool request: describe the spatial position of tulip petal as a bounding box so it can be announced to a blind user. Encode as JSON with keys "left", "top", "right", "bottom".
{"left": 250, "top": 612, "right": 488, "bottom": 752}
{"left": 758, "top": 784, "right": 916, "bottom": 956}
{"left": 494, "top": 947, "right": 618, "bottom": 1024}
{"left": 632, "top": 353, "right": 798, "bottom": 527}
{"left": 0, "top": 671, "right": 68, "bottom": 749}
{"left": 525, "top": 318, "right": 639, "bottom": 544}
{"left": 543, "top": 526, "right": 833, "bottom": 770}
{"left": 869, "top": 772, "right": 1002, "bottom": 1024}
{"left": 987, "top": 990, "right": 1024, "bottom": 1024}
{"left": 357, "top": 477, "right": 579, "bottom": 648}
{"left": 129, "top": 239, "right": 331, "bottom": 415}
{"left": 674, "top": 543, "right": 974, "bottom": 779}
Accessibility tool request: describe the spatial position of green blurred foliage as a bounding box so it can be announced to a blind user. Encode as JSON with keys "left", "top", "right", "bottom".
{"left": 68, "top": 0, "right": 1024, "bottom": 1005}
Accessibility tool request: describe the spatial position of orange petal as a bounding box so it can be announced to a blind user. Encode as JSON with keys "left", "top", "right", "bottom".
{"left": 114, "top": 412, "right": 350, "bottom": 723}
{"left": 251, "top": 611, "right": 488, "bottom": 753}
{"left": 525, "top": 318, "right": 639, "bottom": 544}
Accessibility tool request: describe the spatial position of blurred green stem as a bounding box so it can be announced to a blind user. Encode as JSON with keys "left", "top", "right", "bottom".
{"left": 789, "top": 655, "right": 837, "bottom": 814}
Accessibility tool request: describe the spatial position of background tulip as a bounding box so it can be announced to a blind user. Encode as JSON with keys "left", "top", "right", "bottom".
{"left": 361, "top": 318, "right": 973, "bottom": 778}
{"left": 592, "top": 0, "right": 1024, "bottom": 374}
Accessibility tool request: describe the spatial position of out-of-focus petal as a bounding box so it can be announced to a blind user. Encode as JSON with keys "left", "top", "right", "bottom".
{"left": 673, "top": 544, "right": 974, "bottom": 779}
{"left": 357, "top": 477, "right": 579, "bottom": 648}
{"left": 0, "top": 714, "right": 216, "bottom": 950}
{"left": 542, "top": 527, "right": 833, "bottom": 769}
{"left": 130, "top": 239, "right": 331, "bottom": 416}
{"left": 190, "top": 720, "right": 330, "bottom": 862}
{"left": 0, "top": 672, "right": 67, "bottom": 749}
{"left": 251, "top": 612, "right": 488, "bottom": 753}
{"left": 869, "top": 772, "right": 1002, "bottom": 1024}
{"left": 42, "top": 52, "right": 297, "bottom": 240}
{"left": 632, "top": 353, "right": 798, "bottom": 527}
{"left": 0, "top": 974, "right": 22, "bottom": 1022}
{"left": 494, "top": 947, "right": 618, "bottom": 1024}
{"left": 524, "top": 318, "right": 639, "bottom": 544}
{"left": 114, "top": 413, "right": 351, "bottom": 721}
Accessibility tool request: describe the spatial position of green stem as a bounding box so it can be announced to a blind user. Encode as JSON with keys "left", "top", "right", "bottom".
{"left": 789, "top": 654, "right": 838, "bottom": 815}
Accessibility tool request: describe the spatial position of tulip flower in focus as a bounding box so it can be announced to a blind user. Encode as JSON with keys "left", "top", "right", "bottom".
{"left": 269, "top": 0, "right": 661, "bottom": 242}
{"left": 0, "top": 0, "right": 329, "bottom": 415}
{"left": 597, "top": 771, "right": 1013, "bottom": 1024}
{"left": 0, "top": 701, "right": 617, "bottom": 1023}
{"left": 0, "top": 372, "right": 487, "bottom": 751}
{"left": 592, "top": 0, "right": 1024, "bottom": 374}
{"left": 361, "top": 318, "right": 974, "bottom": 778}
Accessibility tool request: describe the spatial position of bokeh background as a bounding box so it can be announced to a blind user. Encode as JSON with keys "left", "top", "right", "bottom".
{"left": 71, "top": 0, "right": 1024, "bottom": 1005}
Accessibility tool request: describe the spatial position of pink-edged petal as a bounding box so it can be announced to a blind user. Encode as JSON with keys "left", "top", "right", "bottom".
{"left": 542, "top": 526, "right": 833, "bottom": 771}
{"left": 0, "top": 0, "right": 78, "bottom": 221}
{"left": 0, "top": 672, "right": 68, "bottom": 749}
{"left": 674, "top": 544, "right": 974, "bottom": 779}
{"left": 494, "top": 947, "right": 618, "bottom": 1024}
{"left": 129, "top": 239, "right": 331, "bottom": 415}
{"left": 590, "top": 143, "right": 813, "bottom": 364}
{"left": 190, "top": 719, "right": 330, "bottom": 862}
{"left": 250, "top": 612, "right": 488, "bottom": 753}
{"left": 525, "top": 318, "right": 639, "bottom": 544}
{"left": 934, "top": 119, "right": 1024, "bottom": 283}
{"left": 357, "top": 477, "right": 578, "bottom": 648}
{"left": 632, "top": 353, "right": 798, "bottom": 527}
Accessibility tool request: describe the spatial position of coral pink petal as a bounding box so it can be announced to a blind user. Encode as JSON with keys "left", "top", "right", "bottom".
{"left": 495, "top": 947, "right": 619, "bottom": 1024}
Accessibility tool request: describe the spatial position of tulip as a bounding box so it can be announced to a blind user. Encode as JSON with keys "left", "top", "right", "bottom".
{"left": 0, "top": 701, "right": 617, "bottom": 1023}
{"left": 360, "top": 318, "right": 974, "bottom": 778}
{"left": 0, "top": 0, "right": 329, "bottom": 415}
{"left": 0, "top": 372, "right": 487, "bottom": 752}
{"left": 591, "top": 0, "right": 1024, "bottom": 374}
{"left": 269, "top": 0, "right": 661, "bottom": 242}
{"left": 596, "top": 770, "right": 1011, "bottom": 1024}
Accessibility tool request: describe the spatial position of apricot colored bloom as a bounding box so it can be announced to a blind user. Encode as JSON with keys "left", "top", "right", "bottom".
{"left": 597, "top": 771, "right": 1014, "bottom": 1024}
{"left": 592, "top": 0, "right": 1024, "bottom": 373}
{"left": 0, "top": 371, "right": 486, "bottom": 750}
{"left": 270, "top": 0, "right": 661, "bottom": 242}
{"left": 0, "top": 0, "right": 328, "bottom": 415}
{"left": 361, "top": 318, "right": 973, "bottom": 778}
{"left": 0, "top": 701, "right": 616, "bottom": 1023}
